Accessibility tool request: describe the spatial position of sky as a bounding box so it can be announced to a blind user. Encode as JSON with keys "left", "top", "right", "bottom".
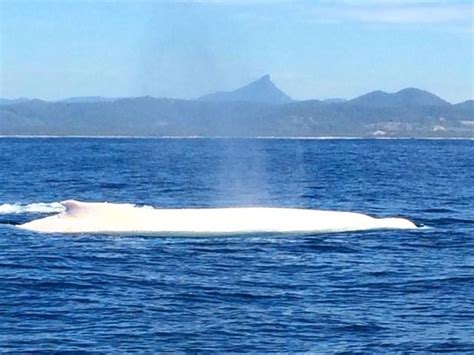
{"left": 0, "top": 0, "right": 472, "bottom": 103}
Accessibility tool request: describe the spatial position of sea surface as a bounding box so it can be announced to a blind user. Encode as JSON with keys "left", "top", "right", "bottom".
{"left": 0, "top": 137, "right": 473, "bottom": 352}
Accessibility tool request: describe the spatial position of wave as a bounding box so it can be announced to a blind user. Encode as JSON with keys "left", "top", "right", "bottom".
{"left": 16, "top": 200, "right": 418, "bottom": 235}
{"left": 0, "top": 202, "right": 65, "bottom": 215}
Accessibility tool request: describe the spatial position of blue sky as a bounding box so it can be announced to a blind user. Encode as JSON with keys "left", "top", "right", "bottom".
{"left": 0, "top": 0, "right": 472, "bottom": 103}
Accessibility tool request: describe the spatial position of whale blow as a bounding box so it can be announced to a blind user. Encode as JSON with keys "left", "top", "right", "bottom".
{"left": 17, "top": 200, "right": 418, "bottom": 235}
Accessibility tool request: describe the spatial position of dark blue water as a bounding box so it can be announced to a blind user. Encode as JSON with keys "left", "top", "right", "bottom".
{"left": 0, "top": 138, "right": 473, "bottom": 352}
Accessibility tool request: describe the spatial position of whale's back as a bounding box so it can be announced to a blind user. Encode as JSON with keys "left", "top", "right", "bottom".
{"left": 18, "top": 200, "right": 418, "bottom": 235}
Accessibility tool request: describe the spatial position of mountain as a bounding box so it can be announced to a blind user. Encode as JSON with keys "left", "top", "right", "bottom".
{"left": 58, "top": 96, "right": 118, "bottom": 103}
{"left": 1, "top": 80, "right": 473, "bottom": 137}
{"left": 198, "top": 75, "right": 293, "bottom": 104}
{"left": 0, "top": 98, "right": 30, "bottom": 105}
{"left": 349, "top": 88, "right": 450, "bottom": 107}
{"left": 0, "top": 97, "right": 280, "bottom": 136}
{"left": 454, "top": 100, "right": 474, "bottom": 112}
{"left": 322, "top": 98, "right": 347, "bottom": 104}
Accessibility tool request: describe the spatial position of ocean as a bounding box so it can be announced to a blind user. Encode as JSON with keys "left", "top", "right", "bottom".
{"left": 0, "top": 137, "right": 473, "bottom": 352}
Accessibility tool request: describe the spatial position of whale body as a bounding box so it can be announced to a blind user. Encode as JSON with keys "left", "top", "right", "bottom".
{"left": 17, "top": 200, "right": 417, "bottom": 235}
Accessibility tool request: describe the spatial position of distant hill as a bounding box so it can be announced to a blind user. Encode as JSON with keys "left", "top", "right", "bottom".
{"left": 58, "top": 96, "right": 118, "bottom": 103}
{"left": 349, "top": 88, "right": 450, "bottom": 108}
{"left": 198, "top": 75, "right": 293, "bottom": 104}
{"left": 0, "top": 98, "right": 30, "bottom": 105}
{"left": 454, "top": 100, "right": 474, "bottom": 112}
{"left": 322, "top": 98, "right": 347, "bottom": 104}
{"left": 1, "top": 77, "right": 473, "bottom": 137}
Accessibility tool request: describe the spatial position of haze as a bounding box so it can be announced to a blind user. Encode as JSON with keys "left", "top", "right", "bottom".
{"left": 0, "top": 0, "right": 472, "bottom": 103}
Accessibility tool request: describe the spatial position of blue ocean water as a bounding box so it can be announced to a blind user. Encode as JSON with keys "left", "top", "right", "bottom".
{"left": 0, "top": 137, "right": 473, "bottom": 352}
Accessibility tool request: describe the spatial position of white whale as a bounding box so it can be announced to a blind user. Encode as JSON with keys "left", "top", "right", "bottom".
{"left": 17, "top": 200, "right": 417, "bottom": 235}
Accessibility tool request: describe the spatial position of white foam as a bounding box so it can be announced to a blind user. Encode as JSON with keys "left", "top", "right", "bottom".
{"left": 0, "top": 202, "right": 65, "bottom": 215}
{"left": 17, "top": 200, "right": 417, "bottom": 235}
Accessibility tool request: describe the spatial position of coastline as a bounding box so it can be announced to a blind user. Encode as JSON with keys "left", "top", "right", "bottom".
{"left": 0, "top": 135, "right": 473, "bottom": 140}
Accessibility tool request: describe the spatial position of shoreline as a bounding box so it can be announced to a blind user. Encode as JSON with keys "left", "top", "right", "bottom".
{"left": 0, "top": 135, "right": 473, "bottom": 140}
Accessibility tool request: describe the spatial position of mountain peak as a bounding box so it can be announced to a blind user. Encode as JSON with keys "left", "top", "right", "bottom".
{"left": 350, "top": 87, "right": 450, "bottom": 107}
{"left": 198, "top": 75, "right": 292, "bottom": 104}
{"left": 395, "top": 88, "right": 450, "bottom": 105}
